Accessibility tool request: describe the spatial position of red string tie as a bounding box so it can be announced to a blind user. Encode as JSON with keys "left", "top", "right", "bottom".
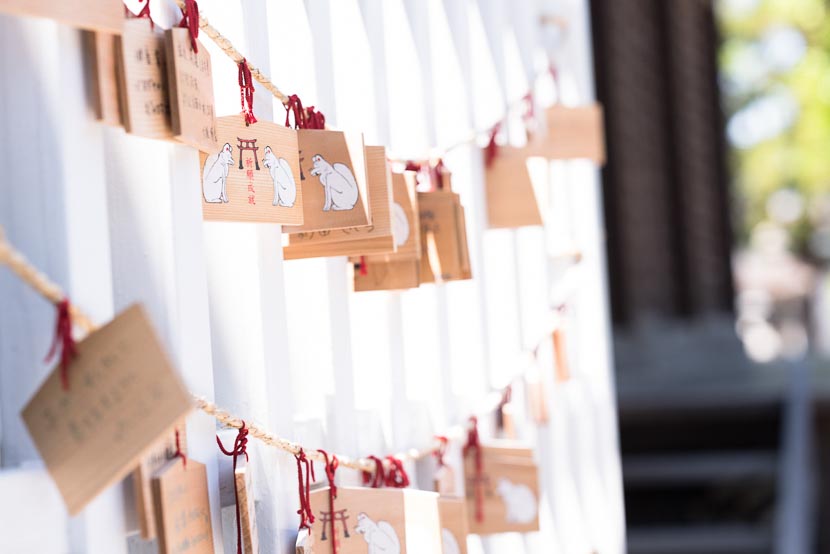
{"left": 463, "top": 416, "right": 484, "bottom": 522}
{"left": 284, "top": 94, "right": 306, "bottom": 129}
{"left": 238, "top": 59, "right": 257, "bottom": 126}
{"left": 305, "top": 106, "right": 326, "bottom": 130}
{"left": 484, "top": 123, "right": 501, "bottom": 168}
{"left": 173, "top": 428, "right": 187, "bottom": 469}
{"left": 358, "top": 256, "right": 368, "bottom": 276}
{"left": 384, "top": 456, "right": 410, "bottom": 488}
{"left": 430, "top": 159, "right": 447, "bottom": 191}
{"left": 294, "top": 448, "right": 316, "bottom": 533}
{"left": 178, "top": 0, "right": 200, "bottom": 53}
{"left": 361, "top": 455, "right": 386, "bottom": 489}
{"left": 318, "top": 450, "right": 339, "bottom": 553}
{"left": 216, "top": 422, "right": 250, "bottom": 554}
{"left": 45, "top": 298, "right": 77, "bottom": 391}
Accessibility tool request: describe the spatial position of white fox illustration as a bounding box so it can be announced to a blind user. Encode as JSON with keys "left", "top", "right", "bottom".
{"left": 203, "top": 143, "right": 233, "bottom": 203}
{"left": 355, "top": 512, "right": 400, "bottom": 554}
{"left": 263, "top": 146, "right": 297, "bottom": 207}
{"left": 309, "top": 154, "right": 359, "bottom": 211}
{"left": 496, "top": 478, "right": 537, "bottom": 524}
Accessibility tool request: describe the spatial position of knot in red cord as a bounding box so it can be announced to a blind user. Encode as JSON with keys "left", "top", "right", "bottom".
{"left": 361, "top": 455, "right": 386, "bottom": 489}
{"left": 284, "top": 94, "right": 306, "bottom": 129}
{"left": 135, "top": 0, "right": 153, "bottom": 28}
{"left": 294, "top": 448, "right": 316, "bottom": 531}
{"left": 178, "top": 0, "right": 200, "bottom": 53}
{"left": 45, "top": 298, "right": 77, "bottom": 391}
{"left": 384, "top": 456, "right": 410, "bottom": 488}
{"left": 430, "top": 159, "right": 447, "bottom": 190}
{"left": 484, "top": 123, "right": 501, "bottom": 168}
{"left": 217, "top": 422, "right": 250, "bottom": 554}
{"left": 305, "top": 106, "right": 326, "bottom": 130}
{"left": 463, "top": 416, "right": 484, "bottom": 522}
{"left": 238, "top": 59, "right": 257, "bottom": 125}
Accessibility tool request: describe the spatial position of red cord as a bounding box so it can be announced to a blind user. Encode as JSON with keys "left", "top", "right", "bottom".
{"left": 361, "top": 455, "right": 386, "bottom": 488}
{"left": 135, "top": 0, "right": 153, "bottom": 29}
{"left": 216, "top": 423, "right": 250, "bottom": 554}
{"left": 359, "top": 256, "right": 368, "bottom": 276}
{"left": 44, "top": 298, "right": 77, "bottom": 391}
{"left": 463, "top": 416, "right": 484, "bottom": 522}
{"left": 173, "top": 428, "right": 187, "bottom": 469}
{"left": 384, "top": 456, "right": 410, "bottom": 488}
{"left": 318, "top": 450, "right": 339, "bottom": 554}
{"left": 238, "top": 59, "right": 257, "bottom": 125}
{"left": 177, "top": 0, "right": 200, "bottom": 53}
{"left": 284, "top": 94, "right": 326, "bottom": 130}
{"left": 484, "top": 123, "right": 501, "bottom": 168}
{"left": 433, "top": 435, "right": 449, "bottom": 468}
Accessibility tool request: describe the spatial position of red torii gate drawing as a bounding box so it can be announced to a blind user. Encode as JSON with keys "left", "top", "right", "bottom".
{"left": 237, "top": 137, "right": 261, "bottom": 170}
{"left": 319, "top": 509, "right": 351, "bottom": 541}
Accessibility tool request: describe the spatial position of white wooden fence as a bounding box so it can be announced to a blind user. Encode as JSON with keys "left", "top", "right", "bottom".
{"left": 0, "top": 0, "right": 625, "bottom": 552}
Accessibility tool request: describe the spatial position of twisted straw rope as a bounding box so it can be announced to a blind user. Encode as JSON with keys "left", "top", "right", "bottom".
{"left": 0, "top": 224, "right": 464, "bottom": 474}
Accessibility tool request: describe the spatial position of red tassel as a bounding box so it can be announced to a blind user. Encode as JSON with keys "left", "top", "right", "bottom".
{"left": 217, "top": 423, "right": 250, "bottom": 554}
{"left": 384, "top": 456, "right": 410, "bottom": 488}
{"left": 178, "top": 0, "right": 200, "bottom": 53}
{"left": 463, "top": 416, "right": 484, "bottom": 522}
{"left": 44, "top": 298, "right": 77, "bottom": 391}
{"left": 238, "top": 59, "right": 257, "bottom": 125}
{"left": 361, "top": 455, "right": 386, "bottom": 488}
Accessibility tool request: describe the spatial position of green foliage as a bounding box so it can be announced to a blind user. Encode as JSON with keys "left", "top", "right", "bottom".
{"left": 718, "top": 0, "right": 830, "bottom": 252}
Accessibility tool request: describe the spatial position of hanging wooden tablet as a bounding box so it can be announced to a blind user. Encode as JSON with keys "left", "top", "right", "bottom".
{"left": 485, "top": 146, "right": 544, "bottom": 228}
{"left": 438, "top": 497, "right": 469, "bottom": 554}
{"left": 288, "top": 129, "right": 371, "bottom": 233}
{"left": 153, "top": 458, "right": 214, "bottom": 554}
{"left": 201, "top": 115, "right": 303, "bottom": 224}
{"left": 353, "top": 259, "right": 421, "bottom": 292}
{"left": 133, "top": 423, "right": 187, "bottom": 539}
{"left": 115, "top": 19, "right": 174, "bottom": 140}
{"left": 464, "top": 444, "right": 540, "bottom": 535}
{"left": 307, "top": 487, "right": 442, "bottom": 553}
{"left": 538, "top": 104, "right": 606, "bottom": 164}
{"left": 152, "top": 459, "right": 215, "bottom": 554}
{"left": 364, "top": 171, "right": 421, "bottom": 262}
{"left": 164, "top": 28, "right": 218, "bottom": 153}
{"left": 553, "top": 327, "right": 571, "bottom": 382}
{"left": 21, "top": 304, "right": 193, "bottom": 515}
{"left": 284, "top": 145, "right": 394, "bottom": 259}
{"left": 418, "top": 191, "right": 472, "bottom": 283}
{"left": 0, "top": 0, "right": 123, "bottom": 33}
{"left": 234, "top": 457, "right": 258, "bottom": 554}
{"left": 83, "top": 31, "right": 122, "bottom": 126}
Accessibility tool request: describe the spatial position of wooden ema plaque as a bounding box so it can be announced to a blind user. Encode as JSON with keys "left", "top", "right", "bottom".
{"left": 464, "top": 445, "right": 540, "bottom": 535}
{"left": 353, "top": 259, "right": 421, "bottom": 292}
{"left": 537, "top": 104, "right": 606, "bottom": 164}
{"left": 21, "top": 304, "right": 193, "bottom": 515}
{"left": 152, "top": 459, "right": 215, "bottom": 554}
{"left": 418, "top": 191, "right": 472, "bottom": 283}
{"left": 201, "top": 115, "right": 303, "bottom": 224}
{"left": 165, "top": 29, "right": 218, "bottom": 153}
{"left": 83, "top": 31, "right": 122, "bottom": 126}
{"left": 284, "top": 145, "right": 394, "bottom": 259}
{"left": 438, "top": 497, "right": 469, "bottom": 554}
{"left": 235, "top": 457, "right": 258, "bottom": 554}
{"left": 289, "top": 129, "right": 371, "bottom": 233}
{"left": 116, "top": 19, "right": 174, "bottom": 140}
{"left": 485, "top": 146, "right": 544, "bottom": 229}
{"left": 305, "top": 487, "right": 441, "bottom": 553}
{"left": 0, "top": 0, "right": 124, "bottom": 33}
{"left": 134, "top": 428, "right": 180, "bottom": 539}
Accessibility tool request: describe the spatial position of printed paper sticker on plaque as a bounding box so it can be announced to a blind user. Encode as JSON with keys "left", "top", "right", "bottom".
{"left": 152, "top": 459, "right": 215, "bottom": 554}
{"left": 0, "top": 0, "right": 123, "bottom": 33}
{"left": 116, "top": 19, "right": 174, "bottom": 140}
{"left": 305, "top": 487, "right": 441, "bottom": 553}
{"left": 201, "top": 115, "right": 303, "bottom": 224}
{"left": 284, "top": 145, "right": 394, "bottom": 259}
{"left": 289, "top": 129, "right": 370, "bottom": 233}
{"left": 21, "top": 304, "right": 193, "bottom": 515}
{"left": 164, "top": 28, "right": 218, "bottom": 153}
{"left": 464, "top": 444, "right": 540, "bottom": 535}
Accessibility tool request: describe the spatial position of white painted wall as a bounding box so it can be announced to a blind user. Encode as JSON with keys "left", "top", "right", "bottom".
{"left": 0, "top": 1, "right": 624, "bottom": 553}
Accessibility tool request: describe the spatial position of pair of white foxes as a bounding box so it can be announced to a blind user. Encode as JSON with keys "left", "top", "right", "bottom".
{"left": 202, "top": 144, "right": 359, "bottom": 211}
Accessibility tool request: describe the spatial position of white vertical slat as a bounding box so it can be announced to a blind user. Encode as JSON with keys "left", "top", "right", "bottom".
{"left": 0, "top": 14, "right": 127, "bottom": 553}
